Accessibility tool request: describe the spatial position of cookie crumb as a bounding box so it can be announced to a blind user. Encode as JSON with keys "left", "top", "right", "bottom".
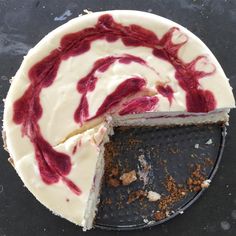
{"left": 187, "top": 164, "right": 207, "bottom": 192}
{"left": 154, "top": 211, "right": 166, "bottom": 221}
{"left": 201, "top": 179, "right": 211, "bottom": 188}
{"left": 127, "top": 190, "right": 147, "bottom": 204}
{"left": 120, "top": 170, "right": 137, "bottom": 186}
{"left": 147, "top": 191, "right": 161, "bottom": 202}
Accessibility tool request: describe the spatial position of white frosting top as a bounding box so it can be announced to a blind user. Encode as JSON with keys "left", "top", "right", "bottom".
{"left": 3, "top": 10, "right": 235, "bottom": 227}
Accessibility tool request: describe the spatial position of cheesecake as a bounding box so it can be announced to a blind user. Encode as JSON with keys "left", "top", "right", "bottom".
{"left": 3, "top": 10, "right": 235, "bottom": 230}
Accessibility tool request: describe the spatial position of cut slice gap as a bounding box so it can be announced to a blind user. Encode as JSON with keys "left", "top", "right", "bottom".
{"left": 68, "top": 110, "right": 228, "bottom": 231}
{"left": 95, "top": 123, "right": 224, "bottom": 230}
{"left": 81, "top": 109, "right": 228, "bottom": 230}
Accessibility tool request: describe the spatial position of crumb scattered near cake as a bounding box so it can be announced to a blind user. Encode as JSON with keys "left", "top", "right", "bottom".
{"left": 179, "top": 210, "right": 184, "bottom": 214}
{"left": 165, "top": 210, "right": 170, "bottom": 217}
{"left": 127, "top": 190, "right": 147, "bottom": 204}
{"left": 143, "top": 218, "right": 149, "bottom": 223}
{"left": 155, "top": 176, "right": 188, "bottom": 221}
{"left": 201, "top": 179, "right": 211, "bottom": 188}
{"left": 205, "top": 139, "right": 213, "bottom": 145}
{"left": 194, "top": 144, "right": 199, "bottom": 149}
{"left": 120, "top": 170, "right": 137, "bottom": 186}
{"left": 187, "top": 164, "right": 207, "bottom": 192}
{"left": 147, "top": 191, "right": 161, "bottom": 202}
{"left": 107, "top": 165, "right": 121, "bottom": 187}
{"left": 154, "top": 211, "right": 166, "bottom": 221}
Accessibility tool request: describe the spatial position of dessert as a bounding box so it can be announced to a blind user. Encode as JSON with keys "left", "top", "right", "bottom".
{"left": 2, "top": 10, "right": 235, "bottom": 230}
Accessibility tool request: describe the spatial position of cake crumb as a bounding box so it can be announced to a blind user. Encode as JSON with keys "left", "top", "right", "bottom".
{"left": 194, "top": 144, "right": 199, "bottom": 149}
{"left": 205, "top": 139, "right": 213, "bottom": 145}
{"left": 143, "top": 218, "right": 149, "bottom": 223}
{"left": 120, "top": 170, "right": 137, "bottom": 186}
{"left": 154, "top": 211, "right": 166, "bottom": 221}
{"left": 147, "top": 191, "right": 161, "bottom": 202}
{"left": 127, "top": 190, "right": 147, "bottom": 204}
{"left": 187, "top": 164, "right": 206, "bottom": 192}
{"left": 201, "top": 179, "right": 211, "bottom": 188}
{"left": 155, "top": 175, "right": 188, "bottom": 221}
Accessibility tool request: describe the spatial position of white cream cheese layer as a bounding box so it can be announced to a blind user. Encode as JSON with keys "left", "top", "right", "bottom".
{"left": 14, "top": 123, "right": 107, "bottom": 227}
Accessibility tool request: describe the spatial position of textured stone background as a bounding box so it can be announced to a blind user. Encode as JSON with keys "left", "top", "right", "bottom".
{"left": 0, "top": 0, "right": 235, "bottom": 235}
